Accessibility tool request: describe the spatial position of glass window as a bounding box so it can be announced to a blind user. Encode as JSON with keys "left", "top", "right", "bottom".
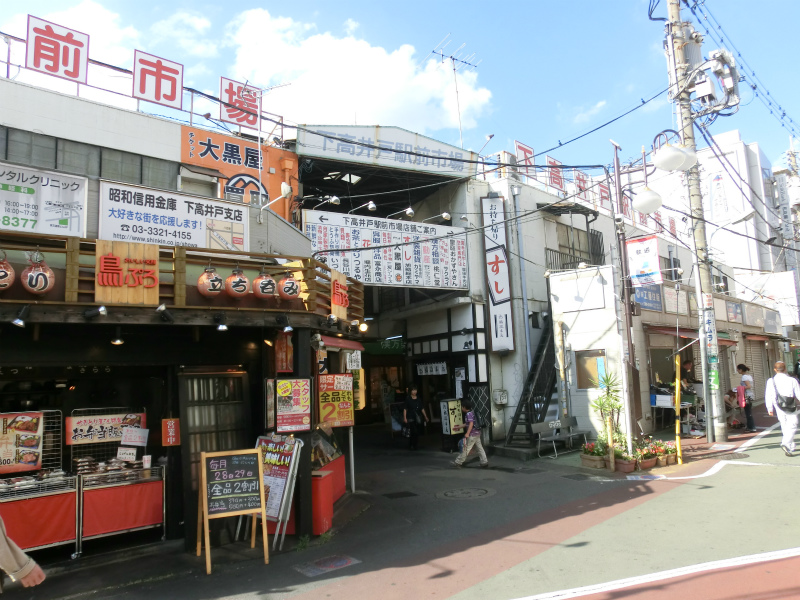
{"left": 7, "top": 129, "right": 57, "bottom": 169}
{"left": 0, "top": 126, "right": 6, "bottom": 160}
{"left": 57, "top": 139, "right": 100, "bottom": 177}
{"left": 101, "top": 148, "right": 141, "bottom": 184}
{"left": 143, "top": 157, "right": 178, "bottom": 191}
{"left": 575, "top": 349, "right": 606, "bottom": 389}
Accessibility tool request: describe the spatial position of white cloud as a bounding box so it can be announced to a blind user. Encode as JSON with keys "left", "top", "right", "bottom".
{"left": 223, "top": 9, "right": 491, "bottom": 135}
{"left": 344, "top": 18, "right": 359, "bottom": 36}
{"left": 151, "top": 12, "right": 217, "bottom": 59}
{"left": 573, "top": 100, "right": 607, "bottom": 124}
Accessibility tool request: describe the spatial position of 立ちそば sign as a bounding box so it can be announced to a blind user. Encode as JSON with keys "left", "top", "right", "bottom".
{"left": 66, "top": 413, "right": 146, "bottom": 445}
{"left": 318, "top": 374, "right": 354, "bottom": 428}
{"left": 162, "top": 418, "right": 181, "bottom": 446}
{"left": 94, "top": 240, "right": 160, "bottom": 306}
{"left": 98, "top": 181, "right": 248, "bottom": 252}
{"left": 626, "top": 235, "right": 662, "bottom": 287}
{"left": 481, "top": 195, "right": 515, "bottom": 352}
{"left": 304, "top": 210, "right": 468, "bottom": 290}
{"left": 0, "top": 161, "right": 87, "bottom": 237}
{"left": 0, "top": 412, "right": 44, "bottom": 474}
{"left": 276, "top": 379, "right": 311, "bottom": 433}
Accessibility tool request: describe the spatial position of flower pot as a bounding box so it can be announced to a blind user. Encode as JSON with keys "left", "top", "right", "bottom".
{"left": 615, "top": 458, "right": 636, "bottom": 473}
{"left": 639, "top": 457, "right": 657, "bottom": 470}
{"left": 580, "top": 454, "right": 605, "bottom": 469}
{"left": 666, "top": 454, "right": 677, "bottom": 465}
{"left": 656, "top": 455, "right": 668, "bottom": 468}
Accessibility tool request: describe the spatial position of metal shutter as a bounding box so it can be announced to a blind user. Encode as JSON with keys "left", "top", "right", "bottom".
{"left": 744, "top": 339, "right": 768, "bottom": 401}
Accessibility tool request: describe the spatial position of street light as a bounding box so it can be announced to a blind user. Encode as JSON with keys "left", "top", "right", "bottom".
{"left": 256, "top": 181, "right": 293, "bottom": 224}
{"left": 388, "top": 207, "right": 414, "bottom": 219}
{"left": 422, "top": 212, "right": 451, "bottom": 222}
{"left": 348, "top": 201, "right": 377, "bottom": 214}
{"left": 313, "top": 195, "right": 341, "bottom": 209}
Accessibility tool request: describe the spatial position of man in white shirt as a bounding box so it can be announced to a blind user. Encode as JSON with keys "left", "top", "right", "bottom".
{"left": 765, "top": 361, "right": 800, "bottom": 457}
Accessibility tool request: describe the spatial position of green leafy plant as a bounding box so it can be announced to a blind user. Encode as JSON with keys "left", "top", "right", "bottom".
{"left": 318, "top": 531, "right": 334, "bottom": 544}
{"left": 663, "top": 440, "right": 677, "bottom": 455}
{"left": 581, "top": 441, "right": 607, "bottom": 456}
{"left": 295, "top": 534, "right": 310, "bottom": 552}
{"left": 589, "top": 371, "right": 623, "bottom": 433}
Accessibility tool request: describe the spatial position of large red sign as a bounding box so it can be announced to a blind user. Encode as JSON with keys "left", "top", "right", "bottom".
{"left": 162, "top": 418, "right": 181, "bottom": 446}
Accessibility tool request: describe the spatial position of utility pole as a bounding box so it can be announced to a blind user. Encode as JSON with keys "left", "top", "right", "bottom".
{"left": 667, "top": 0, "right": 727, "bottom": 441}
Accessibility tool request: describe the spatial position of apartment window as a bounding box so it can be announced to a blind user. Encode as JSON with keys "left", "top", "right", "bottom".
{"left": 712, "top": 274, "right": 729, "bottom": 293}
{"left": 57, "top": 139, "right": 100, "bottom": 177}
{"left": 660, "top": 256, "right": 682, "bottom": 281}
{"left": 7, "top": 129, "right": 57, "bottom": 169}
{"left": 101, "top": 148, "right": 141, "bottom": 184}
{"left": 143, "top": 157, "right": 178, "bottom": 191}
{"left": 556, "top": 223, "right": 591, "bottom": 260}
{"left": 575, "top": 349, "right": 606, "bottom": 389}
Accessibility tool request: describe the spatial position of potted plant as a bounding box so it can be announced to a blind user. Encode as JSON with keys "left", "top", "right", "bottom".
{"left": 613, "top": 447, "right": 637, "bottom": 473}
{"left": 589, "top": 372, "right": 625, "bottom": 472}
{"left": 664, "top": 440, "right": 677, "bottom": 465}
{"left": 635, "top": 437, "right": 658, "bottom": 470}
{"left": 580, "top": 442, "right": 607, "bottom": 469}
{"left": 652, "top": 440, "right": 668, "bottom": 467}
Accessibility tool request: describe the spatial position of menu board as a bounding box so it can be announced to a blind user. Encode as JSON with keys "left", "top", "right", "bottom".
{"left": 276, "top": 379, "right": 311, "bottom": 432}
{"left": 318, "top": 374, "right": 355, "bottom": 428}
{"left": 0, "top": 412, "right": 44, "bottom": 474}
{"left": 256, "top": 435, "right": 299, "bottom": 520}
{"left": 204, "top": 452, "right": 262, "bottom": 516}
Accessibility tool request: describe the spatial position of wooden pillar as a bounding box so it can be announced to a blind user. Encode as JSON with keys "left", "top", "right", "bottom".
{"left": 173, "top": 246, "right": 186, "bottom": 306}
{"left": 64, "top": 237, "right": 81, "bottom": 303}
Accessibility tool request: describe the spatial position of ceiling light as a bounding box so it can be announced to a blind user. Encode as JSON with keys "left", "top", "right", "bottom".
{"left": 155, "top": 303, "right": 174, "bottom": 323}
{"left": 213, "top": 313, "right": 228, "bottom": 332}
{"left": 422, "top": 212, "right": 451, "bottom": 223}
{"left": 348, "top": 200, "right": 377, "bottom": 214}
{"left": 388, "top": 207, "right": 415, "bottom": 219}
{"left": 358, "top": 322, "right": 368, "bottom": 332}
{"left": 264, "top": 339, "right": 274, "bottom": 347}
{"left": 283, "top": 325, "right": 294, "bottom": 333}
{"left": 111, "top": 326, "right": 124, "bottom": 346}
{"left": 12, "top": 305, "right": 30, "bottom": 328}
{"left": 327, "top": 314, "right": 338, "bottom": 326}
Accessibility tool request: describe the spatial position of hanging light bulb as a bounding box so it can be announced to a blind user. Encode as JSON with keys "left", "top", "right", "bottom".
{"left": 653, "top": 143, "right": 688, "bottom": 171}
{"left": 632, "top": 187, "right": 663, "bottom": 215}
{"left": 675, "top": 145, "right": 697, "bottom": 171}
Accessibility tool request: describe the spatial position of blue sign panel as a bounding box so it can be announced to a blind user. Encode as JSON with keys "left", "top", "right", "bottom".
{"left": 634, "top": 285, "right": 663, "bottom": 312}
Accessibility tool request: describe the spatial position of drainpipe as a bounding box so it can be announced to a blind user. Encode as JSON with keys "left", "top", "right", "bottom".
{"left": 511, "top": 185, "right": 533, "bottom": 371}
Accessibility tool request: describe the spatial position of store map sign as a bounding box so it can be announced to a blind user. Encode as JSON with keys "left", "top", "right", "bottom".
{"left": 65, "top": 413, "right": 146, "bottom": 445}
{"left": 0, "top": 412, "right": 44, "bottom": 474}
{"left": 99, "top": 180, "right": 248, "bottom": 251}
{"left": 0, "top": 161, "right": 87, "bottom": 237}
{"left": 297, "top": 125, "right": 477, "bottom": 178}
{"left": 304, "top": 210, "right": 468, "bottom": 290}
{"left": 276, "top": 379, "right": 311, "bottom": 433}
{"left": 95, "top": 240, "right": 160, "bottom": 305}
{"left": 481, "top": 195, "right": 515, "bottom": 352}
{"left": 318, "top": 374, "right": 355, "bottom": 428}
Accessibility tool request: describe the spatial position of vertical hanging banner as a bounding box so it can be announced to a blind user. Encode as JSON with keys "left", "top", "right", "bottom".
{"left": 481, "top": 195, "right": 515, "bottom": 352}
{"left": 318, "top": 374, "right": 355, "bottom": 428}
{"left": 626, "top": 234, "right": 662, "bottom": 287}
{"left": 275, "top": 333, "right": 294, "bottom": 373}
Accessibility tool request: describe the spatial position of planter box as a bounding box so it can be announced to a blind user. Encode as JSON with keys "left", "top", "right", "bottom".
{"left": 656, "top": 455, "right": 668, "bottom": 467}
{"left": 639, "top": 457, "right": 657, "bottom": 470}
{"left": 605, "top": 457, "right": 636, "bottom": 473}
{"left": 580, "top": 454, "right": 606, "bottom": 469}
{"left": 667, "top": 454, "right": 677, "bottom": 465}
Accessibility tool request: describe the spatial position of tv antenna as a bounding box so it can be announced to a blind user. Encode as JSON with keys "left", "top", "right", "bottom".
{"left": 423, "top": 34, "right": 481, "bottom": 149}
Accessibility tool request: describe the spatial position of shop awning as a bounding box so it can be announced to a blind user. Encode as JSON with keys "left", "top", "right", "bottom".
{"left": 181, "top": 163, "right": 227, "bottom": 179}
{"left": 743, "top": 334, "right": 770, "bottom": 341}
{"left": 321, "top": 335, "right": 365, "bottom": 351}
{"left": 647, "top": 326, "right": 738, "bottom": 346}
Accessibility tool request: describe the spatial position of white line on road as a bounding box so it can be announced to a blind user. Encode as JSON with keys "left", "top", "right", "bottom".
{"left": 511, "top": 546, "right": 800, "bottom": 600}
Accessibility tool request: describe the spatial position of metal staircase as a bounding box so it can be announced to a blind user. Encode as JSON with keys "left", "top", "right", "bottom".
{"left": 505, "top": 317, "right": 558, "bottom": 447}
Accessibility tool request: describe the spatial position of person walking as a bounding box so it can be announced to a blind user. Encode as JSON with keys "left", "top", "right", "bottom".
{"left": 451, "top": 399, "right": 489, "bottom": 468}
{"left": 765, "top": 361, "right": 800, "bottom": 457}
{"left": 737, "top": 364, "right": 757, "bottom": 433}
{"left": 403, "top": 386, "right": 428, "bottom": 450}
{"left": 0, "top": 515, "right": 46, "bottom": 589}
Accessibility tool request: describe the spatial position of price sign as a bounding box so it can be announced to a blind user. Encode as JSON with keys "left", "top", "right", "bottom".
{"left": 318, "top": 374, "right": 354, "bottom": 428}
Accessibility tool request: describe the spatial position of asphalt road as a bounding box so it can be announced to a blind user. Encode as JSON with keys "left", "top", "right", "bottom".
{"left": 6, "top": 417, "right": 800, "bottom": 600}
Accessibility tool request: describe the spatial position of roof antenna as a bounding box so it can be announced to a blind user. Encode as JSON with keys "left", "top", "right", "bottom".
{"left": 430, "top": 38, "right": 481, "bottom": 149}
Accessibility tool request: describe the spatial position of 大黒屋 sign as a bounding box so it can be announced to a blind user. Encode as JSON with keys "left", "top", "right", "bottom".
{"left": 318, "top": 374, "right": 355, "bottom": 428}
{"left": 626, "top": 235, "right": 662, "bottom": 287}
{"left": 482, "top": 195, "right": 515, "bottom": 352}
{"left": 276, "top": 379, "right": 311, "bottom": 433}
{"left": 98, "top": 181, "right": 248, "bottom": 251}
{"left": 0, "top": 412, "right": 44, "bottom": 474}
{"left": 66, "top": 413, "right": 146, "bottom": 445}
{"left": 304, "top": 210, "right": 468, "bottom": 290}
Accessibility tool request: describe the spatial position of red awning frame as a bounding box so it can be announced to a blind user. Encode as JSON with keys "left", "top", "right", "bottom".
{"left": 647, "top": 326, "right": 738, "bottom": 346}
{"left": 321, "top": 335, "right": 365, "bottom": 351}
{"left": 743, "top": 334, "right": 770, "bottom": 342}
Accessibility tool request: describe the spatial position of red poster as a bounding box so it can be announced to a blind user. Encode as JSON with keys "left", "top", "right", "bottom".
{"left": 318, "top": 374, "right": 355, "bottom": 428}
{"left": 161, "top": 418, "right": 181, "bottom": 446}
{"left": 275, "top": 332, "right": 294, "bottom": 373}
{"left": 0, "top": 412, "right": 44, "bottom": 474}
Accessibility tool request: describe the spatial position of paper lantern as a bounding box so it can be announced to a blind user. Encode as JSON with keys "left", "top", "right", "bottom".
{"left": 253, "top": 271, "right": 277, "bottom": 300}
{"left": 197, "top": 267, "right": 224, "bottom": 298}
{"left": 225, "top": 268, "right": 250, "bottom": 299}
{"left": 0, "top": 251, "right": 15, "bottom": 292}
{"left": 277, "top": 274, "right": 300, "bottom": 300}
{"left": 21, "top": 254, "right": 55, "bottom": 295}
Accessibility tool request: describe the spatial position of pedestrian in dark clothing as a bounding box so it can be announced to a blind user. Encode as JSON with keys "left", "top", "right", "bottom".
{"left": 737, "top": 364, "right": 757, "bottom": 432}
{"left": 403, "top": 386, "right": 429, "bottom": 450}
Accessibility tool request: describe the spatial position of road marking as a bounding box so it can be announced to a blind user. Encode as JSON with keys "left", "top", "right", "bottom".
{"left": 511, "top": 546, "right": 800, "bottom": 600}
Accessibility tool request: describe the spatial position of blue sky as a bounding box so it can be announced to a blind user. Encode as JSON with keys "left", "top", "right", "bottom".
{"left": 2, "top": 0, "right": 798, "bottom": 171}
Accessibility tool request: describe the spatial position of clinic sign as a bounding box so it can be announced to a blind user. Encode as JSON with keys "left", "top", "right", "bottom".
{"left": 304, "top": 210, "right": 468, "bottom": 290}
{"left": 481, "top": 195, "right": 515, "bottom": 352}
